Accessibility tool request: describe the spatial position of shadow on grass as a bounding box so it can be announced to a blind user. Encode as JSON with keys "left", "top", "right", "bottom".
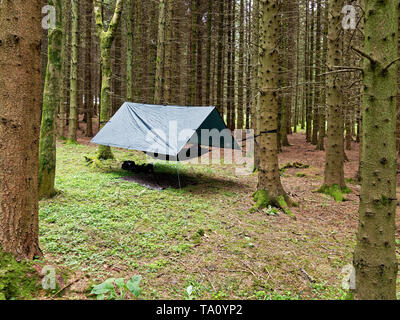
{"left": 101, "top": 160, "right": 246, "bottom": 193}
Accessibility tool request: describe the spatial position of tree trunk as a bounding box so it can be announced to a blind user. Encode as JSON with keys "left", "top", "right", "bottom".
{"left": 205, "top": 0, "right": 213, "bottom": 106}
{"left": 254, "top": 0, "right": 291, "bottom": 212}
{"left": 93, "top": 0, "right": 124, "bottom": 160}
{"left": 0, "top": 0, "right": 42, "bottom": 260}
{"left": 59, "top": 0, "right": 70, "bottom": 139}
{"left": 216, "top": 0, "right": 225, "bottom": 115}
{"left": 195, "top": 0, "right": 203, "bottom": 106}
{"left": 323, "top": 0, "right": 345, "bottom": 189}
{"left": 68, "top": 0, "right": 79, "bottom": 143}
{"left": 353, "top": 0, "right": 398, "bottom": 300}
{"left": 126, "top": 0, "right": 134, "bottom": 101}
{"left": 85, "top": 0, "right": 93, "bottom": 137}
{"left": 237, "top": 0, "right": 245, "bottom": 129}
{"left": 154, "top": 0, "right": 166, "bottom": 105}
{"left": 39, "top": 0, "right": 63, "bottom": 199}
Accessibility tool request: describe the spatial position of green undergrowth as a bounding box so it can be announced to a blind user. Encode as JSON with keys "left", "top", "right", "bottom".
{"left": 40, "top": 142, "right": 224, "bottom": 279}
{"left": 0, "top": 251, "right": 39, "bottom": 300}
{"left": 36, "top": 141, "right": 356, "bottom": 300}
{"left": 317, "top": 184, "right": 352, "bottom": 202}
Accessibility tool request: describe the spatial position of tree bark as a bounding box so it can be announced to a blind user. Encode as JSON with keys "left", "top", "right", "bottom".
{"left": 39, "top": 0, "right": 63, "bottom": 199}
{"left": 353, "top": 0, "right": 398, "bottom": 300}
{"left": 154, "top": 0, "right": 166, "bottom": 104}
{"left": 0, "top": 0, "right": 42, "bottom": 260}
{"left": 93, "top": 0, "right": 124, "bottom": 160}
{"left": 68, "top": 0, "right": 79, "bottom": 143}
{"left": 255, "top": 0, "right": 291, "bottom": 211}
{"left": 323, "top": 0, "right": 345, "bottom": 188}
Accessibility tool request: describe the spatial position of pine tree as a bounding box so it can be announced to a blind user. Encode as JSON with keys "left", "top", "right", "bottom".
{"left": 126, "top": 0, "right": 134, "bottom": 101}
{"left": 353, "top": 0, "right": 399, "bottom": 300}
{"left": 68, "top": 0, "right": 79, "bottom": 143}
{"left": 321, "top": 0, "right": 346, "bottom": 191}
{"left": 154, "top": 0, "right": 167, "bottom": 104}
{"left": 253, "top": 0, "right": 291, "bottom": 212}
{"left": 0, "top": 0, "right": 42, "bottom": 259}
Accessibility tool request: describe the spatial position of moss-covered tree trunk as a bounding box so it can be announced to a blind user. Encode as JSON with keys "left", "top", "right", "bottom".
{"left": 94, "top": 0, "right": 124, "bottom": 160}
{"left": 59, "top": 0, "right": 70, "bottom": 139}
{"left": 68, "top": 0, "right": 79, "bottom": 143}
{"left": 0, "top": 0, "right": 42, "bottom": 260}
{"left": 254, "top": 0, "right": 291, "bottom": 212}
{"left": 38, "top": 0, "right": 63, "bottom": 199}
{"left": 353, "top": 0, "right": 398, "bottom": 300}
{"left": 323, "top": 0, "right": 345, "bottom": 189}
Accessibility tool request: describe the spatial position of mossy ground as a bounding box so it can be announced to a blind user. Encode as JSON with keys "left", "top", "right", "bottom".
{"left": 317, "top": 184, "right": 352, "bottom": 202}
{"left": 0, "top": 252, "right": 39, "bottom": 300}
{"left": 34, "top": 134, "right": 400, "bottom": 300}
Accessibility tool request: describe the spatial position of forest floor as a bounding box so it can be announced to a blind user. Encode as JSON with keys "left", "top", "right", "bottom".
{"left": 35, "top": 131, "right": 400, "bottom": 300}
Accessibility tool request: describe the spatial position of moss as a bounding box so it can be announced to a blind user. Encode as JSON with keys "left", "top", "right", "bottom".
{"left": 276, "top": 196, "right": 293, "bottom": 217}
{"left": 296, "top": 172, "right": 306, "bottom": 178}
{"left": 318, "top": 184, "right": 352, "bottom": 202}
{"left": 252, "top": 190, "right": 270, "bottom": 211}
{"left": 66, "top": 139, "right": 79, "bottom": 145}
{"left": 0, "top": 251, "right": 40, "bottom": 300}
{"left": 252, "top": 191, "right": 293, "bottom": 216}
{"left": 96, "top": 145, "right": 115, "bottom": 160}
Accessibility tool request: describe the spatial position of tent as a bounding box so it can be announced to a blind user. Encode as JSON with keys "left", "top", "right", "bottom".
{"left": 91, "top": 102, "right": 240, "bottom": 160}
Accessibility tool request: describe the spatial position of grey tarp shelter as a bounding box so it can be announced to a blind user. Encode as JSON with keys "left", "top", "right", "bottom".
{"left": 91, "top": 102, "right": 240, "bottom": 160}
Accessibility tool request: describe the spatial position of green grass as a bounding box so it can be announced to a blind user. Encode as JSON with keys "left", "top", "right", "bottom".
{"left": 37, "top": 140, "right": 395, "bottom": 300}
{"left": 40, "top": 143, "right": 221, "bottom": 275}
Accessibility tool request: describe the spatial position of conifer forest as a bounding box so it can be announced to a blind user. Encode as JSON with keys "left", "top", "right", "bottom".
{"left": 1, "top": 0, "right": 400, "bottom": 303}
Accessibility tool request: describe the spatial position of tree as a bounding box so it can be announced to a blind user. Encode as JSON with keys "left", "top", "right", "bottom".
{"left": 253, "top": 0, "right": 291, "bottom": 213}
{"left": 216, "top": 0, "right": 225, "bottom": 115}
{"left": 68, "top": 0, "right": 79, "bottom": 143}
{"left": 126, "top": 0, "right": 134, "bottom": 101}
{"left": 353, "top": 0, "right": 398, "bottom": 300}
{"left": 237, "top": 0, "right": 245, "bottom": 130}
{"left": 85, "top": 0, "right": 94, "bottom": 138}
{"left": 321, "top": 0, "right": 346, "bottom": 191}
{"left": 154, "top": 0, "right": 167, "bottom": 104}
{"left": 59, "top": 0, "right": 70, "bottom": 139}
{"left": 0, "top": 0, "right": 42, "bottom": 259}
{"left": 38, "top": 0, "right": 63, "bottom": 199}
{"left": 93, "top": 0, "right": 124, "bottom": 160}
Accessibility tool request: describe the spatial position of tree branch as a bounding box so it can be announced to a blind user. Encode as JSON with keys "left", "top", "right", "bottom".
{"left": 106, "top": 0, "right": 124, "bottom": 40}
{"left": 351, "top": 46, "right": 377, "bottom": 64}
{"left": 382, "top": 57, "right": 400, "bottom": 72}
{"left": 93, "top": 0, "right": 104, "bottom": 38}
